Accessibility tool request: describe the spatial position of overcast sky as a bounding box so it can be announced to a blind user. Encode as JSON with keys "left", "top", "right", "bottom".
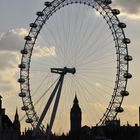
{"left": 0, "top": 0, "right": 140, "bottom": 132}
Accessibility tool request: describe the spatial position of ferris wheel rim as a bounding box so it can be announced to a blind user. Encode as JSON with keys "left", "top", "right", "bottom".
{"left": 18, "top": 0, "right": 132, "bottom": 131}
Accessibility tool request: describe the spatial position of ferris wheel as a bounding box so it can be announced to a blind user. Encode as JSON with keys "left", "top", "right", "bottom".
{"left": 18, "top": 0, "right": 132, "bottom": 135}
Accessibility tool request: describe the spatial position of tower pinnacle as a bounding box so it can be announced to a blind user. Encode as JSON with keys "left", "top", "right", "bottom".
{"left": 70, "top": 95, "right": 82, "bottom": 134}
{"left": 15, "top": 107, "right": 19, "bottom": 121}
{"left": 13, "top": 108, "right": 21, "bottom": 135}
{"left": 74, "top": 95, "right": 78, "bottom": 104}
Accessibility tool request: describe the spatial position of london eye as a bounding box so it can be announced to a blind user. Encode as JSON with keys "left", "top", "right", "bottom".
{"left": 18, "top": 0, "right": 132, "bottom": 136}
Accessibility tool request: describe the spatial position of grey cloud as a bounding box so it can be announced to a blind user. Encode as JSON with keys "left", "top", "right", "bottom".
{"left": 0, "top": 28, "right": 27, "bottom": 51}
{"left": 0, "top": 53, "right": 18, "bottom": 70}
{"left": 113, "top": 0, "right": 140, "bottom": 14}
{"left": 0, "top": 28, "right": 26, "bottom": 91}
{"left": 0, "top": 52, "right": 19, "bottom": 94}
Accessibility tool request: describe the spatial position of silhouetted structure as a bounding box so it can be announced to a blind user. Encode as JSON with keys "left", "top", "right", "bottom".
{"left": 13, "top": 108, "right": 21, "bottom": 136}
{"left": 70, "top": 95, "right": 82, "bottom": 139}
{"left": 1, "top": 95, "right": 140, "bottom": 140}
{"left": 0, "top": 96, "right": 20, "bottom": 140}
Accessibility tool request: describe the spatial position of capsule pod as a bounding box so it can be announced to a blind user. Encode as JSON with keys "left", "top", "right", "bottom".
{"left": 21, "top": 49, "right": 28, "bottom": 54}
{"left": 103, "top": 0, "right": 112, "bottom": 5}
{"left": 36, "top": 11, "right": 44, "bottom": 16}
{"left": 24, "top": 36, "right": 32, "bottom": 41}
{"left": 112, "top": 9, "right": 120, "bottom": 15}
{"left": 18, "top": 78, "right": 25, "bottom": 83}
{"left": 19, "top": 92, "right": 26, "bottom": 98}
{"left": 124, "top": 73, "right": 132, "bottom": 79}
{"left": 21, "top": 106, "right": 29, "bottom": 111}
{"left": 120, "top": 90, "right": 129, "bottom": 96}
{"left": 124, "top": 55, "right": 133, "bottom": 61}
{"left": 118, "top": 22, "right": 126, "bottom": 28}
{"left": 44, "top": 1, "right": 52, "bottom": 7}
{"left": 122, "top": 38, "right": 131, "bottom": 44}
{"left": 30, "top": 23, "right": 37, "bottom": 28}
{"left": 115, "top": 107, "right": 124, "bottom": 113}
{"left": 26, "top": 118, "right": 33, "bottom": 123}
{"left": 18, "top": 63, "right": 26, "bottom": 69}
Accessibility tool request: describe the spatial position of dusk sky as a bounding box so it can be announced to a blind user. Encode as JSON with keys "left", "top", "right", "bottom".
{"left": 0, "top": 0, "right": 140, "bottom": 133}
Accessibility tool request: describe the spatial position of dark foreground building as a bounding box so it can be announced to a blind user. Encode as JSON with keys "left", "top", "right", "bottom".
{"left": 0, "top": 95, "right": 140, "bottom": 140}
{"left": 0, "top": 96, "right": 20, "bottom": 140}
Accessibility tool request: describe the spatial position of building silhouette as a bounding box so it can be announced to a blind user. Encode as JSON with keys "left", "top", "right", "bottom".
{"left": 70, "top": 95, "right": 82, "bottom": 134}
{"left": 13, "top": 108, "right": 21, "bottom": 136}
{"left": 0, "top": 96, "right": 20, "bottom": 140}
{"left": 0, "top": 95, "right": 140, "bottom": 140}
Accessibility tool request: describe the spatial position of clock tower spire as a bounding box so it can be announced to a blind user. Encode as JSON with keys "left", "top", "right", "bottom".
{"left": 70, "top": 95, "right": 82, "bottom": 134}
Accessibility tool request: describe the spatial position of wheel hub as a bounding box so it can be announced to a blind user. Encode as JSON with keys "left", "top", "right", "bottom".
{"left": 51, "top": 67, "right": 76, "bottom": 75}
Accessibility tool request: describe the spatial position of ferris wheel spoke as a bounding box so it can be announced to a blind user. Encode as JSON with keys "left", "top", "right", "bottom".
{"left": 79, "top": 65, "right": 116, "bottom": 72}
{"left": 74, "top": 75, "right": 107, "bottom": 104}
{"left": 76, "top": 17, "right": 108, "bottom": 60}
{"left": 77, "top": 48, "right": 115, "bottom": 68}
{"left": 76, "top": 8, "right": 102, "bottom": 50}
{"left": 43, "top": 26, "right": 65, "bottom": 64}
{"left": 78, "top": 59, "right": 116, "bottom": 69}
{"left": 76, "top": 22, "right": 112, "bottom": 60}
{"left": 71, "top": 75, "right": 108, "bottom": 123}
{"left": 52, "top": 12, "right": 67, "bottom": 64}
{"left": 31, "top": 73, "right": 51, "bottom": 96}
{"left": 77, "top": 38, "right": 113, "bottom": 66}
{"left": 70, "top": 6, "right": 83, "bottom": 66}
{"left": 76, "top": 72, "right": 115, "bottom": 87}
{"left": 76, "top": 73, "right": 114, "bottom": 95}
{"left": 33, "top": 77, "right": 59, "bottom": 106}
{"left": 68, "top": 76, "right": 98, "bottom": 124}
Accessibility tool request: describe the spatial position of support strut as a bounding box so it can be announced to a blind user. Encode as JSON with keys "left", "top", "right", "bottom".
{"left": 34, "top": 67, "right": 76, "bottom": 139}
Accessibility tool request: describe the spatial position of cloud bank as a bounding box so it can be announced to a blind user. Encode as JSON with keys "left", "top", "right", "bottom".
{"left": 112, "top": 0, "right": 140, "bottom": 19}
{"left": 0, "top": 28, "right": 27, "bottom": 94}
{"left": 0, "top": 28, "right": 28, "bottom": 51}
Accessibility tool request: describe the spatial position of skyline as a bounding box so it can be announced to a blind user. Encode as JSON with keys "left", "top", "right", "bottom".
{"left": 0, "top": 0, "right": 140, "bottom": 133}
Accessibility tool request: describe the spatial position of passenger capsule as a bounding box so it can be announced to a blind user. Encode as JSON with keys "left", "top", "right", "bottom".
{"left": 124, "top": 55, "right": 133, "bottom": 61}
{"left": 21, "top": 49, "right": 28, "bottom": 54}
{"left": 118, "top": 22, "right": 126, "bottom": 28}
{"left": 120, "top": 90, "right": 129, "bottom": 96}
{"left": 122, "top": 38, "right": 131, "bottom": 44}
{"left": 24, "top": 36, "right": 32, "bottom": 41}
{"left": 26, "top": 118, "right": 33, "bottom": 123}
{"left": 21, "top": 106, "right": 29, "bottom": 111}
{"left": 18, "top": 63, "right": 26, "bottom": 69}
{"left": 30, "top": 23, "right": 37, "bottom": 28}
{"left": 115, "top": 107, "right": 124, "bottom": 113}
{"left": 19, "top": 92, "right": 26, "bottom": 98}
{"left": 18, "top": 78, "right": 25, "bottom": 83}
{"left": 36, "top": 11, "right": 44, "bottom": 16}
{"left": 44, "top": 1, "right": 52, "bottom": 7}
{"left": 112, "top": 9, "right": 120, "bottom": 15}
{"left": 103, "top": 0, "right": 112, "bottom": 5}
{"left": 124, "top": 73, "right": 132, "bottom": 79}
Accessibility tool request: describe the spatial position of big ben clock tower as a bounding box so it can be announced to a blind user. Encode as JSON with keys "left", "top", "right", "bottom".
{"left": 70, "top": 95, "right": 82, "bottom": 134}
